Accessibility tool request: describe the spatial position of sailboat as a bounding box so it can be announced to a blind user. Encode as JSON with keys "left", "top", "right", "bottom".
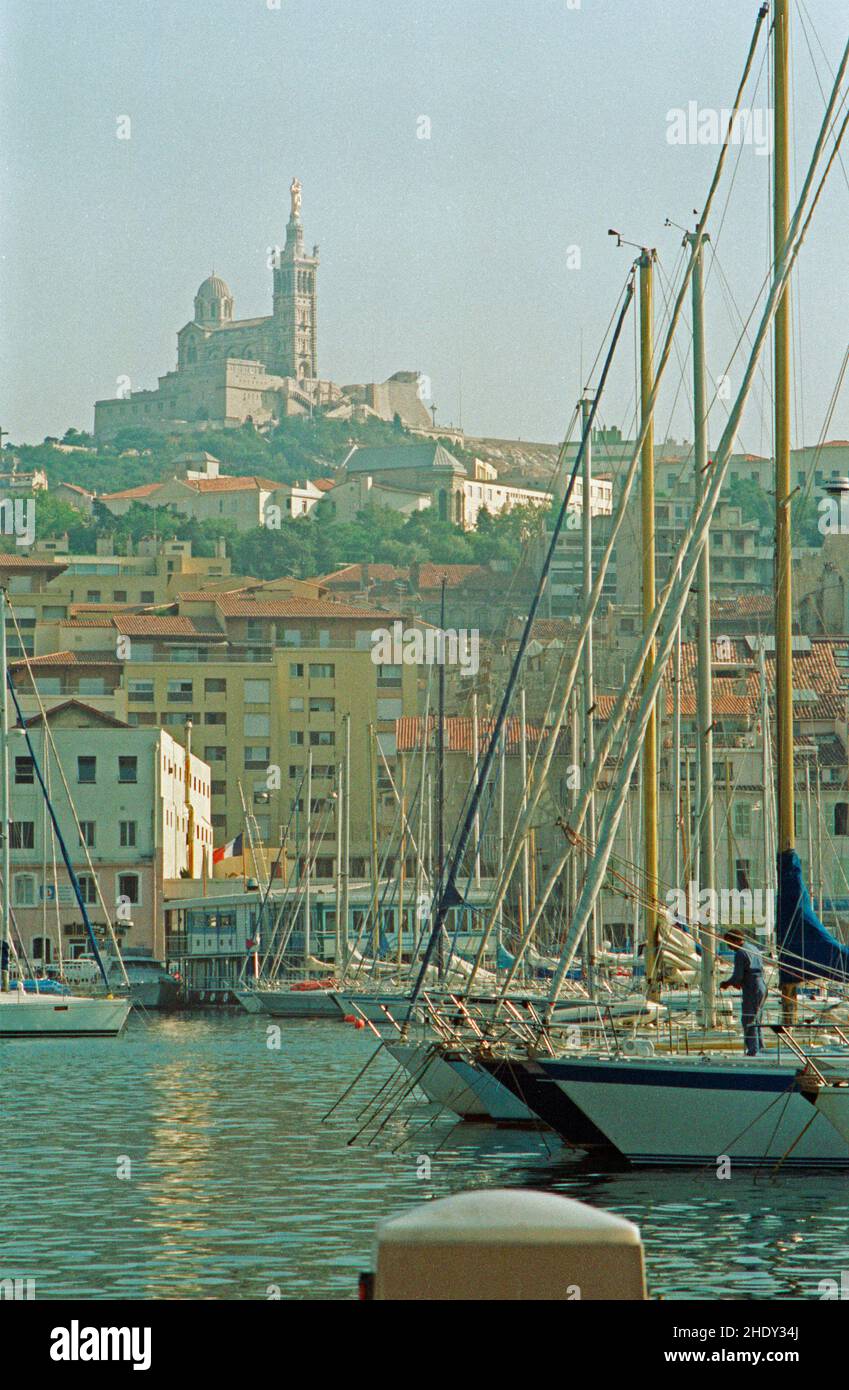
{"left": 1, "top": 589, "right": 131, "bottom": 1038}
{"left": 481, "top": 1, "right": 849, "bottom": 1164}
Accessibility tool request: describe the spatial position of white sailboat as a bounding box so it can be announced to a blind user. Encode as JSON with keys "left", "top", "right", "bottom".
{"left": 499, "top": 3, "right": 849, "bottom": 1164}
{"left": 1, "top": 589, "right": 131, "bottom": 1039}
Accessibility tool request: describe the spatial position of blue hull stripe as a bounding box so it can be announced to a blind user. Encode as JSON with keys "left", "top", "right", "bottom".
{"left": 542, "top": 1061, "right": 801, "bottom": 1093}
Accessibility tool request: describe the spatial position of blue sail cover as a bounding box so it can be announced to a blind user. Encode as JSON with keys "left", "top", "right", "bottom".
{"left": 777, "top": 848, "right": 849, "bottom": 985}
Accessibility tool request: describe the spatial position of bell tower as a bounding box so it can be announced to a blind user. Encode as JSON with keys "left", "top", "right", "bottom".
{"left": 272, "top": 177, "right": 319, "bottom": 380}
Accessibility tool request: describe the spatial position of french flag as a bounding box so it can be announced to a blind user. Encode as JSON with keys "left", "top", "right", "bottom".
{"left": 213, "top": 832, "right": 243, "bottom": 865}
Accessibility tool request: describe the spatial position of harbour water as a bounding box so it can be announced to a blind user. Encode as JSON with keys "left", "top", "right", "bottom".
{"left": 2, "top": 1014, "right": 848, "bottom": 1300}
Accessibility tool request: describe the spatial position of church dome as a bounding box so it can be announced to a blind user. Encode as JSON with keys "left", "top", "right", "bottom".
{"left": 197, "top": 274, "right": 232, "bottom": 300}
{"left": 194, "top": 274, "right": 234, "bottom": 325}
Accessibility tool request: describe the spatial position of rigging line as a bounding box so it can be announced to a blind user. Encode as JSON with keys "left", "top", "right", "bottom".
{"left": 452, "top": 5, "right": 774, "bottom": 1005}
{"left": 797, "top": 0, "right": 849, "bottom": 198}
{"left": 706, "top": 38, "right": 772, "bottom": 271}
{"left": 709, "top": 244, "right": 774, "bottom": 436}
{"left": 545, "top": 66, "right": 849, "bottom": 1010}
{"left": 654, "top": 250, "right": 696, "bottom": 442}
{"left": 5, "top": 601, "right": 127, "bottom": 982}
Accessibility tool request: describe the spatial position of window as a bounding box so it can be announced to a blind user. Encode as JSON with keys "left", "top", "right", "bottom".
{"left": 77, "top": 756, "right": 96, "bottom": 784}
{"left": 119, "top": 821, "right": 137, "bottom": 848}
{"left": 167, "top": 679, "right": 193, "bottom": 704}
{"left": 13, "top": 873, "right": 36, "bottom": 906}
{"left": 78, "top": 874, "right": 97, "bottom": 904}
{"left": 309, "top": 663, "right": 334, "bottom": 680}
{"left": 309, "top": 697, "right": 334, "bottom": 714}
{"left": 377, "top": 664, "right": 402, "bottom": 688}
{"left": 14, "top": 756, "right": 34, "bottom": 784}
{"left": 205, "top": 746, "right": 226, "bottom": 762}
{"left": 309, "top": 730, "right": 334, "bottom": 747}
{"left": 733, "top": 802, "right": 752, "bottom": 838}
{"left": 78, "top": 678, "right": 106, "bottom": 696}
{"left": 118, "top": 873, "right": 140, "bottom": 905}
{"left": 79, "top": 821, "right": 95, "bottom": 848}
{"left": 86, "top": 589, "right": 101, "bottom": 603}
{"left": 244, "top": 747, "right": 270, "bottom": 769}
{"left": 289, "top": 730, "right": 304, "bottom": 746}
{"left": 140, "top": 591, "right": 154, "bottom": 604}
{"left": 281, "top": 629, "right": 302, "bottom": 648}
{"left": 211, "top": 780, "right": 226, "bottom": 796}
{"left": 128, "top": 680, "right": 154, "bottom": 702}
{"left": 735, "top": 859, "right": 751, "bottom": 891}
{"left": 244, "top": 713, "right": 270, "bottom": 737}
{"left": 377, "top": 697, "right": 403, "bottom": 722}
{"left": 205, "top": 678, "right": 227, "bottom": 695}
{"left": 289, "top": 663, "right": 304, "bottom": 679}
{"left": 289, "top": 697, "right": 304, "bottom": 712}
{"left": 836, "top": 803, "right": 849, "bottom": 836}
{"left": 118, "top": 756, "right": 137, "bottom": 784}
{"left": 204, "top": 711, "right": 226, "bottom": 725}
{"left": 244, "top": 679, "right": 270, "bottom": 703}
{"left": 113, "top": 590, "right": 127, "bottom": 603}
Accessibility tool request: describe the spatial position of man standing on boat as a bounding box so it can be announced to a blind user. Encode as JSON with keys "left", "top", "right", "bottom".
{"left": 719, "top": 930, "right": 768, "bottom": 1056}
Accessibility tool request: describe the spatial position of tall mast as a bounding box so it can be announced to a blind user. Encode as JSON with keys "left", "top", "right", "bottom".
{"left": 434, "top": 578, "right": 447, "bottom": 977}
{"left": 639, "top": 248, "right": 660, "bottom": 997}
{"left": 1, "top": 588, "right": 10, "bottom": 992}
{"left": 687, "top": 227, "right": 716, "bottom": 1025}
{"left": 581, "top": 394, "right": 598, "bottom": 987}
{"left": 773, "top": 0, "right": 796, "bottom": 1021}
{"left": 305, "top": 748, "right": 312, "bottom": 967}
{"left": 341, "top": 711, "right": 351, "bottom": 969}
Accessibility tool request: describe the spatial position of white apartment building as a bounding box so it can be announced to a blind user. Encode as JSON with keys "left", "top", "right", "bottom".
{"left": 9, "top": 705, "right": 212, "bottom": 963}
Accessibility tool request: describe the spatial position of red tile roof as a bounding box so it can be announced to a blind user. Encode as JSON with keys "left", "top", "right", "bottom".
{"left": 211, "top": 594, "right": 400, "bottom": 620}
{"left": 318, "top": 562, "right": 488, "bottom": 590}
{"left": 0, "top": 553, "right": 68, "bottom": 571}
{"left": 100, "top": 482, "right": 163, "bottom": 501}
{"left": 396, "top": 715, "right": 548, "bottom": 755}
{"left": 10, "top": 650, "right": 121, "bottom": 668}
{"left": 20, "top": 700, "right": 129, "bottom": 728}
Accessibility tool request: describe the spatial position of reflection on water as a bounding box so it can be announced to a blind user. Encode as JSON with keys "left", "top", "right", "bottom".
{"left": 1, "top": 1014, "right": 847, "bottom": 1299}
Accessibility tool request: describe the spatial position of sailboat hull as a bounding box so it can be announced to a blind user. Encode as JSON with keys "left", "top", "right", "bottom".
{"left": 0, "top": 990, "right": 131, "bottom": 1038}
{"left": 385, "top": 1042, "right": 537, "bottom": 1122}
{"left": 234, "top": 987, "right": 344, "bottom": 1019}
{"left": 537, "top": 1055, "right": 849, "bottom": 1167}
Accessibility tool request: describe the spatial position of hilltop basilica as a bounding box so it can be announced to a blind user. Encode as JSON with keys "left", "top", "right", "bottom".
{"left": 94, "top": 179, "right": 430, "bottom": 438}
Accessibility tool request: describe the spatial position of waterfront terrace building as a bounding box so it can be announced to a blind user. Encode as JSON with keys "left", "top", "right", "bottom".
{"left": 8, "top": 704, "right": 211, "bottom": 963}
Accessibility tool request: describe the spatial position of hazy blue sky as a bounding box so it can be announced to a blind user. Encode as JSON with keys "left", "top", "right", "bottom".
{"left": 1, "top": 0, "right": 847, "bottom": 449}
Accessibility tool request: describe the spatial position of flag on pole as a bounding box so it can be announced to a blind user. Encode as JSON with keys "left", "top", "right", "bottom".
{"left": 213, "top": 832, "right": 243, "bottom": 865}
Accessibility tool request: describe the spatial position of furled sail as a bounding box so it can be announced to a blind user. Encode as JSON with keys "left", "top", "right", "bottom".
{"left": 777, "top": 848, "right": 849, "bottom": 984}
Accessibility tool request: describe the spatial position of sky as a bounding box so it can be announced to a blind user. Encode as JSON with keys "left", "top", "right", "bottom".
{"left": 1, "top": 0, "right": 847, "bottom": 452}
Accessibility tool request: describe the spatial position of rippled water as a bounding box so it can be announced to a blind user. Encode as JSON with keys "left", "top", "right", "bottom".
{"left": 2, "top": 1013, "right": 848, "bottom": 1299}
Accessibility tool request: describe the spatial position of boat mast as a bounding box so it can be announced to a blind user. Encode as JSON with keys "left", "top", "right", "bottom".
{"left": 639, "top": 248, "right": 660, "bottom": 997}
{"left": 305, "top": 748, "right": 312, "bottom": 968}
{"left": 687, "top": 226, "right": 717, "bottom": 1025}
{"left": 773, "top": 0, "right": 796, "bottom": 1022}
{"left": 1, "top": 589, "right": 10, "bottom": 991}
{"left": 435, "top": 578, "right": 447, "bottom": 978}
{"left": 341, "top": 711, "right": 351, "bottom": 970}
{"left": 581, "top": 394, "right": 598, "bottom": 988}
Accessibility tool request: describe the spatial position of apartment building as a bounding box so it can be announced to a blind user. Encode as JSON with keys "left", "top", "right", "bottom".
{"left": 10, "top": 590, "right": 422, "bottom": 874}
{"left": 8, "top": 705, "right": 211, "bottom": 963}
{"left": 0, "top": 540, "right": 235, "bottom": 656}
